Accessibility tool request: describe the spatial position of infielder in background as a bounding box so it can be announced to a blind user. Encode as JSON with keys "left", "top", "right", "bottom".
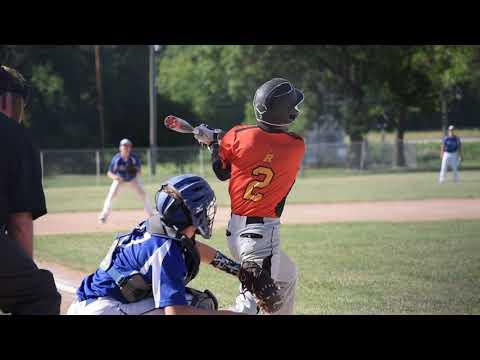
{"left": 69, "top": 175, "right": 251, "bottom": 315}
{"left": 193, "top": 78, "right": 306, "bottom": 315}
{"left": 99, "top": 138, "right": 154, "bottom": 223}
{"left": 439, "top": 125, "right": 463, "bottom": 183}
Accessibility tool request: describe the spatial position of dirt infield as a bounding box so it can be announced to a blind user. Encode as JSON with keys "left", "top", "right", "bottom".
{"left": 34, "top": 197, "right": 480, "bottom": 314}
{"left": 35, "top": 198, "right": 480, "bottom": 236}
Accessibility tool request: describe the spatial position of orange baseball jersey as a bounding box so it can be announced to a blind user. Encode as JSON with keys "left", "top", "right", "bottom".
{"left": 219, "top": 125, "right": 305, "bottom": 218}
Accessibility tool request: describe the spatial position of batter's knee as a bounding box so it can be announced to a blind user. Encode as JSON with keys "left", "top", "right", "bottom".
{"left": 278, "top": 256, "right": 298, "bottom": 286}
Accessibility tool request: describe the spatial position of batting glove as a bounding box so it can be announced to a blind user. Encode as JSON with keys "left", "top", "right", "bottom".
{"left": 193, "top": 124, "right": 222, "bottom": 146}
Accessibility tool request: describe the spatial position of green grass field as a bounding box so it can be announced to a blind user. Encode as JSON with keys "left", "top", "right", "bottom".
{"left": 43, "top": 171, "right": 480, "bottom": 213}
{"left": 35, "top": 221, "right": 480, "bottom": 314}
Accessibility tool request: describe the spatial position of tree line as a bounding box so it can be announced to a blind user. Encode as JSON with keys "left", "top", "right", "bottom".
{"left": 2, "top": 45, "right": 480, "bottom": 165}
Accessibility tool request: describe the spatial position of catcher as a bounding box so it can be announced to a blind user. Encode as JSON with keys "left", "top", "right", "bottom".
{"left": 69, "top": 174, "right": 272, "bottom": 315}
{"left": 193, "top": 78, "right": 306, "bottom": 315}
{"left": 98, "top": 138, "right": 154, "bottom": 224}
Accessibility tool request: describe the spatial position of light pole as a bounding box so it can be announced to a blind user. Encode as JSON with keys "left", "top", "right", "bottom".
{"left": 94, "top": 45, "right": 105, "bottom": 171}
{"left": 149, "top": 45, "right": 162, "bottom": 176}
{"left": 441, "top": 93, "right": 448, "bottom": 137}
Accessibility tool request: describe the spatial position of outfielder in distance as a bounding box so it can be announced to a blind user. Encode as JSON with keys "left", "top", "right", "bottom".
{"left": 193, "top": 78, "right": 306, "bottom": 314}
{"left": 98, "top": 138, "right": 154, "bottom": 224}
{"left": 69, "top": 175, "right": 244, "bottom": 315}
{"left": 438, "top": 125, "right": 463, "bottom": 183}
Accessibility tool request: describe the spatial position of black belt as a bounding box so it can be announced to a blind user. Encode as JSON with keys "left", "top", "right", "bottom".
{"left": 230, "top": 213, "right": 265, "bottom": 225}
{"left": 246, "top": 216, "right": 264, "bottom": 225}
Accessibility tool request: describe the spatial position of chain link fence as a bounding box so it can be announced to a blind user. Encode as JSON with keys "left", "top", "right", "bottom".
{"left": 302, "top": 140, "right": 480, "bottom": 173}
{"left": 40, "top": 146, "right": 211, "bottom": 187}
{"left": 40, "top": 141, "right": 480, "bottom": 187}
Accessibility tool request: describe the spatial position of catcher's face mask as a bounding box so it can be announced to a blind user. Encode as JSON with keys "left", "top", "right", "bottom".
{"left": 155, "top": 176, "right": 217, "bottom": 239}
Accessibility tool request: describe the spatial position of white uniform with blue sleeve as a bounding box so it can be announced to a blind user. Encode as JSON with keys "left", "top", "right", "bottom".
{"left": 99, "top": 152, "right": 154, "bottom": 223}
{"left": 439, "top": 135, "right": 461, "bottom": 183}
{"left": 67, "top": 222, "right": 191, "bottom": 315}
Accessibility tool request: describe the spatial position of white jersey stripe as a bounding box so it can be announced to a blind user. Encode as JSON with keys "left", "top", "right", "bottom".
{"left": 125, "top": 232, "right": 152, "bottom": 247}
{"left": 139, "top": 239, "right": 172, "bottom": 308}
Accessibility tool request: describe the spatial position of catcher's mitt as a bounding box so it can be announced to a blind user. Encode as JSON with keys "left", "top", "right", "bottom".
{"left": 126, "top": 163, "right": 138, "bottom": 177}
{"left": 239, "top": 260, "right": 282, "bottom": 313}
{"left": 185, "top": 287, "right": 218, "bottom": 311}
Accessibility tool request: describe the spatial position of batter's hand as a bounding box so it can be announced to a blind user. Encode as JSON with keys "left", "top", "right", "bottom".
{"left": 193, "top": 124, "right": 222, "bottom": 146}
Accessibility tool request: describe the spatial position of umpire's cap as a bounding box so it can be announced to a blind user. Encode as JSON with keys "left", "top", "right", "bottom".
{"left": 0, "top": 65, "right": 31, "bottom": 107}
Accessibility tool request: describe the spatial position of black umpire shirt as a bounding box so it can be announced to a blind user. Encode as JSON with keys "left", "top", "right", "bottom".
{"left": 0, "top": 112, "right": 46, "bottom": 230}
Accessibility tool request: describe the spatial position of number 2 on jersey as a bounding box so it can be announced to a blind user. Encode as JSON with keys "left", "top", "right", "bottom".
{"left": 243, "top": 166, "right": 274, "bottom": 202}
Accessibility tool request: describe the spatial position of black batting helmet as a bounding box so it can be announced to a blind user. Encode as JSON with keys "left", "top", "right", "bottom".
{"left": 253, "top": 78, "right": 304, "bottom": 127}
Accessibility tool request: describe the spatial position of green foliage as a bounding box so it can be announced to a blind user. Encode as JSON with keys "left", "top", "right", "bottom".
{"left": 157, "top": 45, "right": 245, "bottom": 130}
{"left": 1, "top": 45, "right": 479, "bottom": 148}
{"left": 378, "top": 46, "right": 474, "bottom": 115}
{"left": 30, "top": 63, "right": 67, "bottom": 108}
{"left": 0, "top": 45, "right": 199, "bottom": 148}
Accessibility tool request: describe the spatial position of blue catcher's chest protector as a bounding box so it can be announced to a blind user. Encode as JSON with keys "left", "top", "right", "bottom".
{"left": 99, "top": 215, "right": 200, "bottom": 298}
{"left": 98, "top": 224, "right": 153, "bottom": 302}
{"left": 145, "top": 214, "right": 200, "bottom": 285}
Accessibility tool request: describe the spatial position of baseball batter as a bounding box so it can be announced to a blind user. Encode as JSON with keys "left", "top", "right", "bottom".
{"left": 98, "top": 138, "right": 154, "bottom": 223}
{"left": 439, "top": 125, "right": 463, "bottom": 183}
{"left": 193, "top": 78, "right": 306, "bottom": 315}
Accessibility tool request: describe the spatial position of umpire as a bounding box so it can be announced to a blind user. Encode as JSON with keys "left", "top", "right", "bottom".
{"left": 0, "top": 65, "right": 61, "bottom": 315}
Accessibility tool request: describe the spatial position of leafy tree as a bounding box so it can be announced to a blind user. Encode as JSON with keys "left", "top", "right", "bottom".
{"left": 373, "top": 45, "right": 474, "bottom": 166}
{"left": 157, "top": 45, "right": 245, "bottom": 130}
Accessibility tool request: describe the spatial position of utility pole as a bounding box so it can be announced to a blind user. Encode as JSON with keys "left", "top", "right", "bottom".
{"left": 149, "top": 45, "right": 161, "bottom": 176}
{"left": 441, "top": 95, "right": 448, "bottom": 137}
{"left": 94, "top": 45, "right": 105, "bottom": 170}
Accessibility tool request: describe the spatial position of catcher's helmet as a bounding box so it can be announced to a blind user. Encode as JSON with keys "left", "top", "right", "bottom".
{"left": 0, "top": 65, "right": 31, "bottom": 108}
{"left": 253, "top": 78, "right": 304, "bottom": 127}
{"left": 155, "top": 174, "right": 217, "bottom": 239}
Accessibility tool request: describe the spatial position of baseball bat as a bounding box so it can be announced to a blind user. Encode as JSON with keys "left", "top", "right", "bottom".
{"left": 164, "top": 115, "right": 197, "bottom": 134}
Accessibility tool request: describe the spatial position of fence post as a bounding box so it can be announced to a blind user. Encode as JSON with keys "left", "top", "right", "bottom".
{"left": 147, "top": 150, "right": 152, "bottom": 179}
{"left": 40, "top": 151, "right": 44, "bottom": 187}
{"left": 360, "top": 140, "right": 366, "bottom": 170}
{"left": 95, "top": 150, "right": 100, "bottom": 186}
